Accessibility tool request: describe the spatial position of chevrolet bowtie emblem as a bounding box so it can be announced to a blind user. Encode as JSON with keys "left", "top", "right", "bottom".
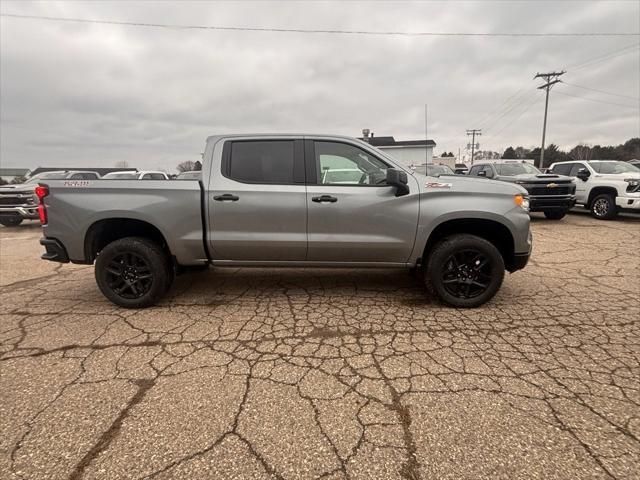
{"left": 547, "top": 183, "right": 558, "bottom": 188}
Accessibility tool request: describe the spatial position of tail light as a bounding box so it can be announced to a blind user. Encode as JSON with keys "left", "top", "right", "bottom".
{"left": 35, "top": 184, "right": 49, "bottom": 225}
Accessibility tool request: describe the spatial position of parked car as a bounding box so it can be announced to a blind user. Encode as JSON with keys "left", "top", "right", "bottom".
{"left": 548, "top": 160, "right": 640, "bottom": 219}
{"left": 102, "top": 171, "right": 169, "bottom": 180}
{"left": 468, "top": 161, "right": 575, "bottom": 220}
{"left": 454, "top": 163, "right": 469, "bottom": 174}
{"left": 38, "top": 134, "right": 532, "bottom": 309}
{"left": 0, "top": 170, "right": 100, "bottom": 226}
{"left": 175, "top": 171, "right": 202, "bottom": 180}
{"left": 412, "top": 164, "right": 455, "bottom": 177}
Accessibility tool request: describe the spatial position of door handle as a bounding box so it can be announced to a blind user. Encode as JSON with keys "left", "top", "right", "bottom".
{"left": 213, "top": 193, "right": 239, "bottom": 201}
{"left": 312, "top": 195, "right": 338, "bottom": 203}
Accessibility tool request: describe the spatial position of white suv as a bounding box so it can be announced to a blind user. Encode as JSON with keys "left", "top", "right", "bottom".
{"left": 548, "top": 160, "right": 640, "bottom": 219}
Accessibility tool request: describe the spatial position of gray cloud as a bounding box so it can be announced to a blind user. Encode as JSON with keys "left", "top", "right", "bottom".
{"left": 1, "top": 0, "right": 638, "bottom": 171}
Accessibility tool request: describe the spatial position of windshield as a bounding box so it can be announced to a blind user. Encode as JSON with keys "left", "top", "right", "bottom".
{"left": 176, "top": 171, "right": 201, "bottom": 180}
{"left": 493, "top": 163, "right": 541, "bottom": 176}
{"left": 413, "top": 165, "right": 454, "bottom": 176}
{"left": 589, "top": 161, "right": 640, "bottom": 174}
{"left": 23, "top": 172, "right": 68, "bottom": 184}
{"left": 104, "top": 173, "right": 138, "bottom": 179}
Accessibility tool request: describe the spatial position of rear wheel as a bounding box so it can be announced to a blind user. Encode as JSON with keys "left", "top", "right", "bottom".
{"left": 0, "top": 216, "right": 23, "bottom": 227}
{"left": 424, "top": 234, "right": 505, "bottom": 308}
{"left": 590, "top": 193, "right": 618, "bottom": 220}
{"left": 95, "top": 237, "right": 172, "bottom": 308}
{"left": 543, "top": 210, "right": 567, "bottom": 220}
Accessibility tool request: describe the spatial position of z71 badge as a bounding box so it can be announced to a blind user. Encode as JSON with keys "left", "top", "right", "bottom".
{"left": 425, "top": 182, "right": 452, "bottom": 189}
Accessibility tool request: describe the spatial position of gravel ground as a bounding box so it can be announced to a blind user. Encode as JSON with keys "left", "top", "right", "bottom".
{"left": 1, "top": 212, "right": 639, "bottom": 479}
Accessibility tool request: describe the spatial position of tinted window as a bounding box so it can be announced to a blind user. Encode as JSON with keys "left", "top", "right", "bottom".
{"left": 551, "top": 163, "right": 573, "bottom": 175}
{"left": 469, "top": 165, "right": 482, "bottom": 176}
{"left": 494, "top": 163, "right": 541, "bottom": 176}
{"left": 569, "top": 164, "right": 586, "bottom": 176}
{"left": 589, "top": 161, "right": 639, "bottom": 174}
{"left": 148, "top": 173, "right": 166, "bottom": 180}
{"left": 316, "top": 141, "right": 389, "bottom": 185}
{"left": 228, "top": 141, "right": 295, "bottom": 184}
{"left": 482, "top": 165, "right": 495, "bottom": 178}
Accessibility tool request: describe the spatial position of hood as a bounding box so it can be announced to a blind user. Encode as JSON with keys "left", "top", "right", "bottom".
{"left": 417, "top": 173, "right": 527, "bottom": 196}
{"left": 0, "top": 183, "right": 35, "bottom": 193}
{"left": 593, "top": 171, "right": 640, "bottom": 180}
{"left": 496, "top": 173, "right": 574, "bottom": 183}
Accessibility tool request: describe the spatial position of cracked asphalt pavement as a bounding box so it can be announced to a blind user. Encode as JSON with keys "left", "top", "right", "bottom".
{"left": 1, "top": 212, "right": 639, "bottom": 479}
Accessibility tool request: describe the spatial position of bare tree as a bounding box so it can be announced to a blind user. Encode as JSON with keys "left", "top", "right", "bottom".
{"left": 177, "top": 160, "right": 197, "bottom": 173}
{"left": 177, "top": 160, "right": 202, "bottom": 172}
{"left": 114, "top": 160, "right": 130, "bottom": 168}
{"left": 570, "top": 144, "right": 593, "bottom": 161}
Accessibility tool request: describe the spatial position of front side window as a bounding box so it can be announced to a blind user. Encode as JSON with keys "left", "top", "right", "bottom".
{"left": 569, "top": 163, "right": 586, "bottom": 176}
{"left": 228, "top": 141, "right": 295, "bottom": 184}
{"left": 315, "top": 141, "right": 388, "bottom": 185}
{"left": 469, "top": 165, "right": 482, "bottom": 176}
{"left": 482, "top": 165, "right": 495, "bottom": 178}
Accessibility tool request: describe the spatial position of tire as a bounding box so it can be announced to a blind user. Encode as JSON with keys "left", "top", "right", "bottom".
{"left": 95, "top": 237, "right": 172, "bottom": 308}
{"left": 590, "top": 193, "right": 618, "bottom": 220}
{"left": 424, "top": 234, "right": 505, "bottom": 308}
{"left": 0, "top": 217, "right": 23, "bottom": 227}
{"left": 543, "top": 210, "right": 567, "bottom": 220}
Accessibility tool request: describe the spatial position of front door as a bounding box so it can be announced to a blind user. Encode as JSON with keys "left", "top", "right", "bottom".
{"left": 209, "top": 139, "right": 307, "bottom": 261}
{"left": 305, "top": 139, "right": 419, "bottom": 264}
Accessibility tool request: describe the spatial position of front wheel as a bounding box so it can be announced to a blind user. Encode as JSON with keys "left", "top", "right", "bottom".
{"left": 95, "top": 237, "right": 172, "bottom": 308}
{"left": 590, "top": 194, "right": 618, "bottom": 220}
{"left": 543, "top": 210, "right": 567, "bottom": 220}
{"left": 0, "top": 216, "right": 23, "bottom": 227}
{"left": 424, "top": 234, "right": 505, "bottom": 308}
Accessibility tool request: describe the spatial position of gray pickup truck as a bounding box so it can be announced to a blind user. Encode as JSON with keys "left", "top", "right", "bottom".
{"left": 38, "top": 134, "right": 532, "bottom": 308}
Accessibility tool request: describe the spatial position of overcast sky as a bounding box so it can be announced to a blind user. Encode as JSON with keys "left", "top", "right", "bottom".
{"left": 1, "top": 0, "right": 639, "bottom": 171}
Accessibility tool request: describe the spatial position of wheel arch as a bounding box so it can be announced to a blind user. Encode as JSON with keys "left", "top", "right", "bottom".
{"left": 587, "top": 186, "right": 618, "bottom": 207}
{"left": 420, "top": 217, "right": 517, "bottom": 271}
{"left": 84, "top": 218, "right": 171, "bottom": 263}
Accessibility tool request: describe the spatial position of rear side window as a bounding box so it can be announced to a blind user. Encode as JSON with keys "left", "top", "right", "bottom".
{"left": 551, "top": 163, "right": 573, "bottom": 175}
{"left": 227, "top": 141, "right": 295, "bottom": 184}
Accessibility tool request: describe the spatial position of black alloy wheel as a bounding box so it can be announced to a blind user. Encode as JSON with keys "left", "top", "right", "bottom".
{"left": 104, "top": 252, "right": 154, "bottom": 299}
{"left": 440, "top": 249, "right": 492, "bottom": 300}
{"left": 424, "top": 234, "right": 505, "bottom": 308}
{"left": 95, "top": 237, "right": 172, "bottom": 308}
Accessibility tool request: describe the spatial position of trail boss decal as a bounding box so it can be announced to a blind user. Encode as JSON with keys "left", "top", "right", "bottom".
{"left": 63, "top": 181, "right": 91, "bottom": 187}
{"left": 425, "top": 182, "right": 452, "bottom": 189}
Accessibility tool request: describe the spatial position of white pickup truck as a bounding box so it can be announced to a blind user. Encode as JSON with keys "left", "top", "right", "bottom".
{"left": 548, "top": 160, "right": 640, "bottom": 219}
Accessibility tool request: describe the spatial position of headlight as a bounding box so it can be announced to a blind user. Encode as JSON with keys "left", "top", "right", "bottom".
{"left": 625, "top": 178, "right": 639, "bottom": 186}
{"left": 514, "top": 194, "right": 530, "bottom": 211}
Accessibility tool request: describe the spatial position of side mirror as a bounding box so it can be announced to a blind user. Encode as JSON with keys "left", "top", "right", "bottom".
{"left": 477, "top": 170, "right": 486, "bottom": 177}
{"left": 576, "top": 168, "right": 590, "bottom": 181}
{"left": 386, "top": 168, "right": 410, "bottom": 197}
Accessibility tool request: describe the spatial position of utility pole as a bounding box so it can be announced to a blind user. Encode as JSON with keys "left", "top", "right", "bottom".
{"left": 466, "top": 129, "right": 481, "bottom": 165}
{"left": 534, "top": 71, "right": 565, "bottom": 169}
{"left": 424, "top": 104, "right": 429, "bottom": 164}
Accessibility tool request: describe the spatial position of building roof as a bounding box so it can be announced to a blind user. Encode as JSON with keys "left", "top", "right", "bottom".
{"left": 0, "top": 168, "right": 31, "bottom": 177}
{"left": 29, "top": 167, "right": 138, "bottom": 176}
{"left": 358, "top": 136, "right": 436, "bottom": 147}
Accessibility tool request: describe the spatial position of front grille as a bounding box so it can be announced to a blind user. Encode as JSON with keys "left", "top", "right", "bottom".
{"left": 527, "top": 185, "right": 572, "bottom": 195}
{"left": 0, "top": 195, "right": 33, "bottom": 206}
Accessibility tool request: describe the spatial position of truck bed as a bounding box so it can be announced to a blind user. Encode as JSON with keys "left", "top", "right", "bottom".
{"left": 42, "top": 180, "right": 208, "bottom": 265}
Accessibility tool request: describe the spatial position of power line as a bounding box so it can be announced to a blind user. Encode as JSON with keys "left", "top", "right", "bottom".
{"left": 555, "top": 90, "right": 639, "bottom": 109}
{"left": 490, "top": 95, "right": 542, "bottom": 138}
{"left": 1, "top": 13, "right": 639, "bottom": 37}
{"left": 565, "top": 42, "right": 640, "bottom": 70}
{"left": 561, "top": 81, "right": 640, "bottom": 101}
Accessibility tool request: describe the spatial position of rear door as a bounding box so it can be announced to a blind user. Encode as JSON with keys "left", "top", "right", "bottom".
{"left": 305, "top": 139, "right": 418, "bottom": 264}
{"left": 209, "top": 138, "right": 307, "bottom": 261}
